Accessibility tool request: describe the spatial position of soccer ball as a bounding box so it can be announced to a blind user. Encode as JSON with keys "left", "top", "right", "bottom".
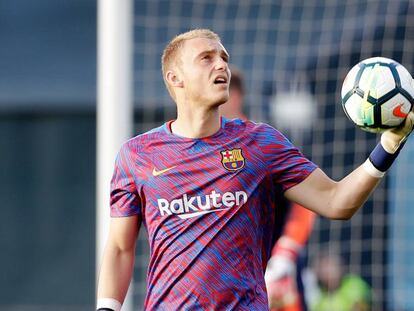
{"left": 341, "top": 57, "right": 414, "bottom": 133}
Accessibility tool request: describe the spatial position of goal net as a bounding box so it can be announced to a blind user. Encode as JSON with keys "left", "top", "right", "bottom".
{"left": 132, "top": 1, "right": 414, "bottom": 309}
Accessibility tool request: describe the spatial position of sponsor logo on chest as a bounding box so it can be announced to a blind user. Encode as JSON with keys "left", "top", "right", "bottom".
{"left": 157, "top": 190, "right": 248, "bottom": 219}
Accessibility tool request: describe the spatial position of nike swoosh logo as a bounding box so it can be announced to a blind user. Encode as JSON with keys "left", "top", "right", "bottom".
{"left": 152, "top": 166, "right": 176, "bottom": 176}
{"left": 393, "top": 103, "right": 409, "bottom": 118}
{"left": 177, "top": 208, "right": 232, "bottom": 219}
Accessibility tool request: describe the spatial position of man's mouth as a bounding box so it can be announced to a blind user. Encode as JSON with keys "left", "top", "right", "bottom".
{"left": 213, "top": 75, "right": 228, "bottom": 84}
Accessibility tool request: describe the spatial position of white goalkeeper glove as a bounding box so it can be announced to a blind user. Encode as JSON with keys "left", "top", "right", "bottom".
{"left": 363, "top": 111, "right": 414, "bottom": 178}
{"left": 265, "top": 238, "right": 301, "bottom": 309}
{"left": 381, "top": 111, "right": 414, "bottom": 153}
{"left": 265, "top": 253, "right": 297, "bottom": 284}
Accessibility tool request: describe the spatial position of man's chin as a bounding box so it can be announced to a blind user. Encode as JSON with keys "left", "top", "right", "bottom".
{"left": 212, "top": 94, "right": 229, "bottom": 107}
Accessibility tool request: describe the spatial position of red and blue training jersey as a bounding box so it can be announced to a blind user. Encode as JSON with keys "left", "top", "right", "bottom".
{"left": 110, "top": 118, "right": 317, "bottom": 310}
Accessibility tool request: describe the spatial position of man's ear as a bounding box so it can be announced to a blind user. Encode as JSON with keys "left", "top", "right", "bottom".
{"left": 166, "top": 70, "right": 184, "bottom": 88}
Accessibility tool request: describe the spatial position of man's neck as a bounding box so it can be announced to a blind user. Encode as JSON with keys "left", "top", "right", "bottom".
{"left": 171, "top": 106, "right": 221, "bottom": 139}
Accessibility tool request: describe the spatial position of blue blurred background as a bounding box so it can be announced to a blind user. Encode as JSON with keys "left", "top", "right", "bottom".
{"left": 0, "top": 1, "right": 96, "bottom": 310}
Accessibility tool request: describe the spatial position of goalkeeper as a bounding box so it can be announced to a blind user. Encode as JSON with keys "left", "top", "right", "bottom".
{"left": 96, "top": 29, "right": 414, "bottom": 311}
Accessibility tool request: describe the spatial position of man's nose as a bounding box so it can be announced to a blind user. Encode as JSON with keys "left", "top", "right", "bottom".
{"left": 215, "top": 57, "right": 228, "bottom": 71}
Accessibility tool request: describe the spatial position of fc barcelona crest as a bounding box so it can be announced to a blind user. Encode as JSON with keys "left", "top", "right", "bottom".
{"left": 221, "top": 148, "right": 245, "bottom": 172}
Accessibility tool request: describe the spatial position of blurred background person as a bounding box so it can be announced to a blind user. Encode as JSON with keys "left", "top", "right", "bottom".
{"left": 219, "top": 66, "right": 247, "bottom": 120}
{"left": 266, "top": 203, "right": 315, "bottom": 311}
{"left": 308, "top": 251, "right": 371, "bottom": 311}
{"left": 221, "top": 66, "right": 316, "bottom": 311}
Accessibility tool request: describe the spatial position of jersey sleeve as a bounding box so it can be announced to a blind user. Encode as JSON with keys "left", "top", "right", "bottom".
{"left": 110, "top": 142, "right": 142, "bottom": 217}
{"left": 256, "top": 123, "right": 318, "bottom": 191}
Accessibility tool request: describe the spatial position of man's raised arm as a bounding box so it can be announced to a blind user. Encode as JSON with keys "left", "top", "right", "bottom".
{"left": 285, "top": 112, "right": 414, "bottom": 219}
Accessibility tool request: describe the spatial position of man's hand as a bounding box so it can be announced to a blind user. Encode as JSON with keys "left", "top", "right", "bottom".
{"left": 381, "top": 111, "right": 414, "bottom": 154}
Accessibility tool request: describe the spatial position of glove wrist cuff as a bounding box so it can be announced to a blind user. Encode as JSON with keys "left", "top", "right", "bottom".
{"left": 97, "top": 298, "right": 121, "bottom": 311}
{"left": 363, "top": 159, "right": 385, "bottom": 178}
{"left": 365, "top": 141, "right": 405, "bottom": 177}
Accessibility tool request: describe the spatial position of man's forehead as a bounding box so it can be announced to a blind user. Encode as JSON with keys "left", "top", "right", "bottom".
{"left": 182, "top": 37, "right": 229, "bottom": 57}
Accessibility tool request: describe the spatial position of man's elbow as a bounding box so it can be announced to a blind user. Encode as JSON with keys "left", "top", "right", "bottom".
{"left": 325, "top": 204, "right": 358, "bottom": 220}
{"left": 106, "top": 237, "right": 136, "bottom": 255}
{"left": 329, "top": 212, "right": 353, "bottom": 220}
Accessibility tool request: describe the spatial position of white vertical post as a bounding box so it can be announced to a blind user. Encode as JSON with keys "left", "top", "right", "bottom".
{"left": 96, "top": 0, "right": 134, "bottom": 310}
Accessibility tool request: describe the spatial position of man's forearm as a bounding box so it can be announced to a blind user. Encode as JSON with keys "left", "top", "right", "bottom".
{"left": 285, "top": 167, "right": 380, "bottom": 220}
{"left": 331, "top": 165, "right": 381, "bottom": 220}
{"left": 332, "top": 111, "right": 414, "bottom": 219}
{"left": 97, "top": 246, "right": 136, "bottom": 306}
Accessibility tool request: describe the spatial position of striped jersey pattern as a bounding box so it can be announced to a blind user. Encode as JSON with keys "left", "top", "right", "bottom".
{"left": 110, "top": 118, "right": 317, "bottom": 310}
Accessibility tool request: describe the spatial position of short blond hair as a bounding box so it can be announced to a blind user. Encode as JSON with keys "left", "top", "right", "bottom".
{"left": 161, "top": 29, "right": 221, "bottom": 99}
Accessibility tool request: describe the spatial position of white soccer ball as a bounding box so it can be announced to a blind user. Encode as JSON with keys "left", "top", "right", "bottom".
{"left": 341, "top": 57, "right": 414, "bottom": 133}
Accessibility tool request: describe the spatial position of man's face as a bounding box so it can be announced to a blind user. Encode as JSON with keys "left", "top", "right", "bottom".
{"left": 176, "top": 37, "right": 231, "bottom": 107}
